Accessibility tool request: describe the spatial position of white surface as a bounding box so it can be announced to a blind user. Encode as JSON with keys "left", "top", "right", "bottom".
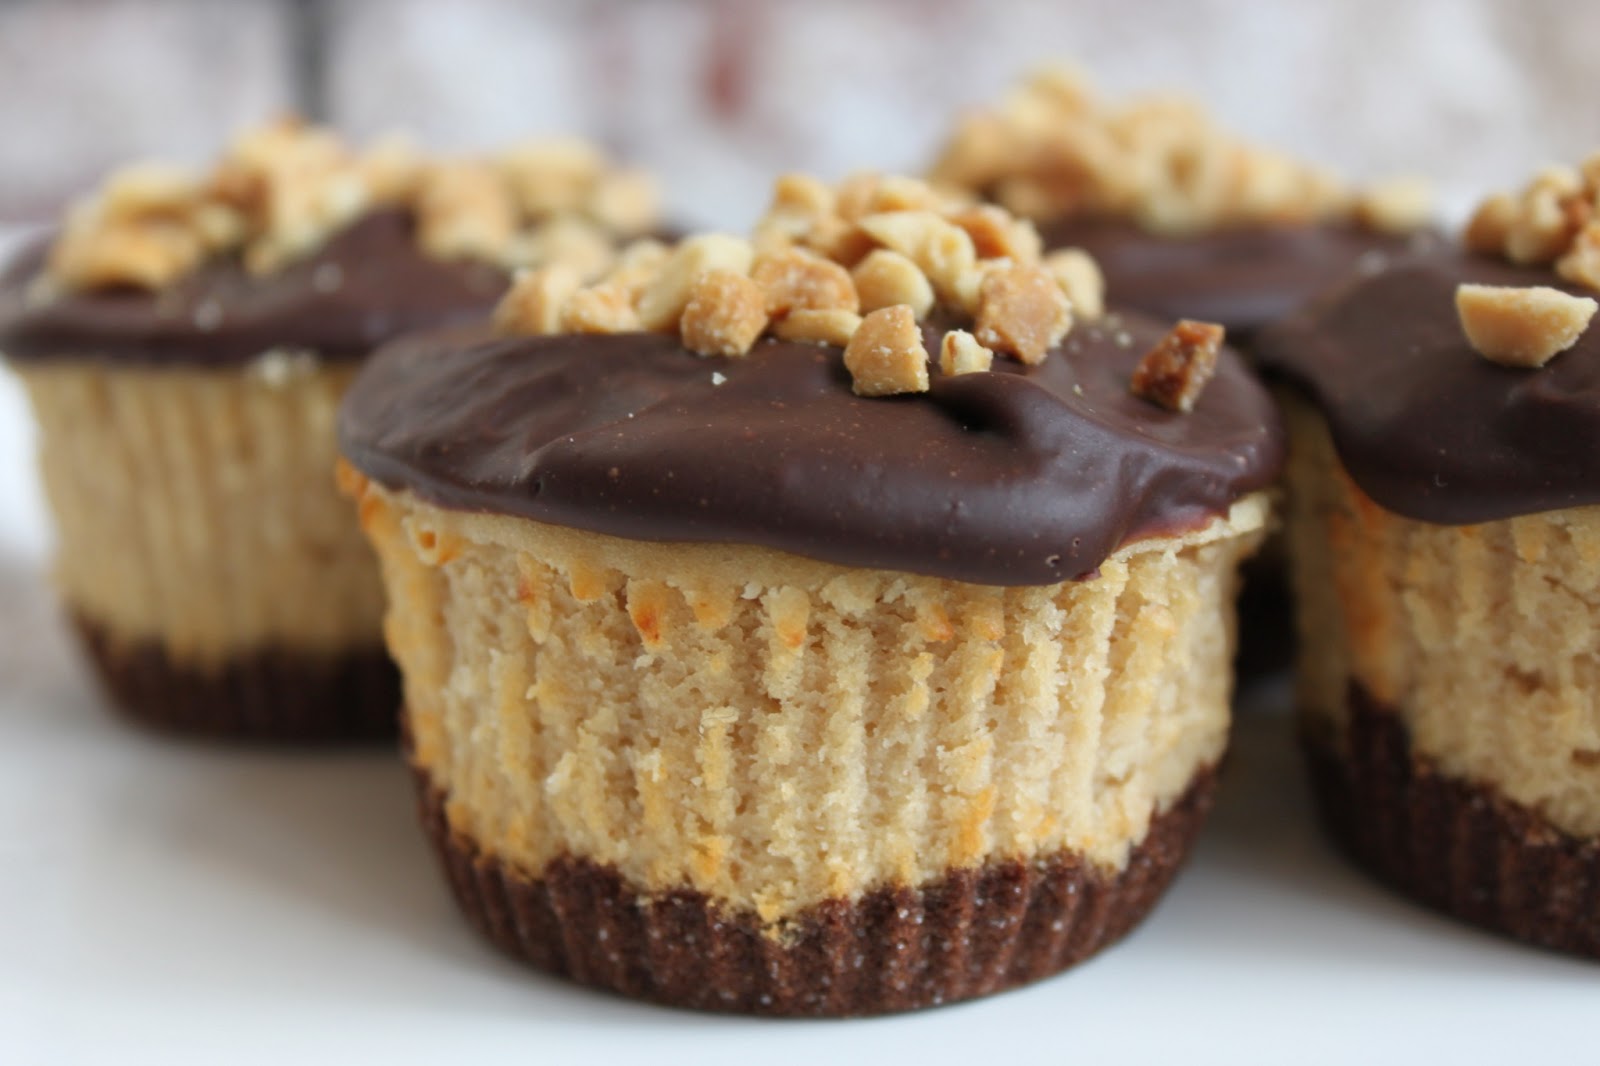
{"left": 0, "top": 370, "right": 1595, "bottom": 1066}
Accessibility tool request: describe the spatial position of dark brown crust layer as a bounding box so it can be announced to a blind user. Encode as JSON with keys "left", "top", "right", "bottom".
{"left": 1304, "top": 683, "right": 1600, "bottom": 958}
{"left": 411, "top": 760, "right": 1215, "bottom": 1016}
{"left": 73, "top": 612, "right": 399, "bottom": 743}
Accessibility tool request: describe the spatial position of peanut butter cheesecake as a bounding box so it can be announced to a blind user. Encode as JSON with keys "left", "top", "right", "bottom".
{"left": 1258, "top": 156, "right": 1600, "bottom": 957}
{"left": 339, "top": 173, "right": 1283, "bottom": 1012}
{"left": 931, "top": 67, "right": 1441, "bottom": 679}
{"left": 0, "top": 120, "right": 660, "bottom": 741}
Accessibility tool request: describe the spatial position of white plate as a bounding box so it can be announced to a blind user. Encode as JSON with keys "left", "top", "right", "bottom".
{"left": 0, "top": 368, "right": 1593, "bottom": 1066}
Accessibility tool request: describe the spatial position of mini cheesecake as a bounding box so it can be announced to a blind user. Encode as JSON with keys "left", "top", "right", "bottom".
{"left": 339, "top": 174, "right": 1283, "bottom": 1013}
{"left": 0, "top": 122, "right": 660, "bottom": 741}
{"left": 1258, "top": 157, "right": 1600, "bottom": 957}
{"left": 929, "top": 67, "right": 1440, "bottom": 679}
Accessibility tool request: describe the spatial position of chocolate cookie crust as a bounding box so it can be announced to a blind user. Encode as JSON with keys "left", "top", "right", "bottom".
{"left": 413, "top": 761, "right": 1216, "bottom": 1016}
{"left": 73, "top": 613, "right": 398, "bottom": 742}
{"left": 1304, "top": 684, "right": 1600, "bottom": 958}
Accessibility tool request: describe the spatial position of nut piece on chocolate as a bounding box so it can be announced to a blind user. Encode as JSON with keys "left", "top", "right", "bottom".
{"left": 844, "top": 306, "right": 930, "bottom": 396}
{"left": 490, "top": 171, "right": 1108, "bottom": 396}
{"left": 1463, "top": 154, "right": 1600, "bottom": 289}
{"left": 1455, "top": 283, "right": 1597, "bottom": 368}
{"left": 1130, "top": 320, "right": 1225, "bottom": 412}
{"left": 928, "top": 65, "right": 1426, "bottom": 237}
{"left": 43, "top": 120, "right": 662, "bottom": 294}
{"left": 1043, "top": 248, "right": 1105, "bottom": 321}
{"left": 939, "top": 330, "right": 994, "bottom": 376}
{"left": 974, "top": 263, "right": 1073, "bottom": 365}
{"left": 681, "top": 271, "right": 769, "bottom": 357}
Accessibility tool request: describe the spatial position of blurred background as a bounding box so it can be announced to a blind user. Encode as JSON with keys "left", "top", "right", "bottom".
{"left": 0, "top": 0, "right": 1596, "bottom": 230}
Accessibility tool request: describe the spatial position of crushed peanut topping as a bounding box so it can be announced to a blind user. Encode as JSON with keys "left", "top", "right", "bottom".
{"left": 1455, "top": 284, "right": 1597, "bottom": 368}
{"left": 1130, "top": 320, "right": 1225, "bottom": 412}
{"left": 929, "top": 65, "right": 1427, "bottom": 237}
{"left": 974, "top": 263, "right": 1073, "bottom": 365}
{"left": 844, "top": 306, "right": 930, "bottom": 396}
{"left": 680, "top": 271, "right": 768, "bottom": 357}
{"left": 1463, "top": 153, "right": 1600, "bottom": 292}
{"left": 939, "top": 330, "right": 994, "bottom": 375}
{"left": 45, "top": 117, "right": 660, "bottom": 292}
{"left": 492, "top": 171, "right": 1116, "bottom": 398}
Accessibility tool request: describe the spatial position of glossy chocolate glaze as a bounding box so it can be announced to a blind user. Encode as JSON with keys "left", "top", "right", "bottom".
{"left": 0, "top": 210, "right": 508, "bottom": 364}
{"left": 1038, "top": 216, "right": 1437, "bottom": 342}
{"left": 340, "top": 315, "right": 1283, "bottom": 586}
{"left": 1257, "top": 251, "right": 1600, "bottom": 524}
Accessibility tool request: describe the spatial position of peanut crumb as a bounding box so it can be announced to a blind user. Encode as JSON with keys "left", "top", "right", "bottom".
{"left": 950, "top": 204, "right": 1042, "bottom": 261}
{"left": 680, "top": 270, "right": 769, "bottom": 357}
{"left": 1455, "top": 283, "right": 1597, "bottom": 368}
{"left": 1130, "top": 319, "right": 1225, "bottom": 412}
{"left": 751, "top": 247, "right": 859, "bottom": 317}
{"left": 939, "top": 330, "right": 994, "bottom": 375}
{"left": 494, "top": 264, "right": 582, "bottom": 335}
{"left": 414, "top": 161, "right": 518, "bottom": 263}
{"left": 852, "top": 249, "right": 935, "bottom": 317}
{"left": 562, "top": 282, "right": 640, "bottom": 334}
{"left": 1043, "top": 248, "right": 1105, "bottom": 320}
{"left": 773, "top": 308, "right": 863, "bottom": 347}
{"left": 1353, "top": 177, "right": 1435, "bottom": 236}
{"left": 636, "top": 234, "right": 755, "bottom": 331}
{"left": 974, "top": 263, "right": 1073, "bottom": 364}
{"left": 857, "top": 211, "right": 977, "bottom": 302}
{"left": 843, "top": 306, "right": 930, "bottom": 396}
{"left": 1556, "top": 223, "right": 1600, "bottom": 292}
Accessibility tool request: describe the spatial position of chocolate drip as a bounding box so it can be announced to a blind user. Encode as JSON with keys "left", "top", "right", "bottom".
{"left": 1258, "top": 251, "right": 1600, "bottom": 524}
{"left": 339, "top": 315, "right": 1282, "bottom": 587}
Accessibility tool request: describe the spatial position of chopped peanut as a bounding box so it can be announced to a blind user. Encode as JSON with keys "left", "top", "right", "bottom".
{"left": 1465, "top": 193, "right": 1517, "bottom": 255}
{"left": 680, "top": 270, "right": 769, "bottom": 357}
{"left": 951, "top": 204, "right": 1042, "bottom": 261}
{"left": 1557, "top": 224, "right": 1600, "bottom": 292}
{"left": 505, "top": 215, "right": 616, "bottom": 278}
{"left": 751, "top": 247, "right": 859, "bottom": 316}
{"left": 494, "top": 264, "right": 582, "bottom": 335}
{"left": 43, "top": 122, "right": 659, "bottom": 292}
{"left": 857, "top": 211, "right": 978, "bottom": 302}
{"left": 499, "top": 137, "right": 604, "bottom": 216}
{"left": 1456, "top": 283, "right": 1597, "bottom": 368}
{"left": 939, "top": 330, "right": 994, "bottom": 375}
{"left": 773, "top": 308, "right": 863, "bottom": 347}
{"left": 928, "top": 64, "right": 1374, "bottom": 234}
{"left": 974, "top": 263, "right": 1073, "bottom": 364}
{"left": 1130, "top": 320, "right": 1224, "bottom": 412}
{"left": 562, "top": 282, "right": 641, "bottom": 334}
{"left": 47, "top": 219, "right": 206, "bottom": 291}
{"left": 636, "top": 234, "right": 755, "bottom": 331}
{"left": 1043, "top": 248, "right": 1105, "bottom": 320}
{"left": 852, "top": 249, "right": 935, "bottom": 317}
{"left": 584, "top": 168, "right": 659, "bottom": 235}
{"left": 414, "top": 161, "right": 519, "bottom": 262}
{"left": 1353, "top": 177, "right": 1434, "bottom": 236}
{"left": 604, "top": 238, "right": 672, "bottom": 300}
{"left": 843, "top": 305, "right": 930, "bottom": 396}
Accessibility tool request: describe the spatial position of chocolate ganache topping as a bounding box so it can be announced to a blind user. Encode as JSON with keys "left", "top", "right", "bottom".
{"left": 0, "top": 210, "right": 507, "bottom": 365}
{"left": 1257, "top": 251, "right": 1600, "bottom": 524}
{"left": 339, "top": 313, "right": 1283, "bottom": 586}
{"left": 1038, "top": 216, "right": 1438, "bottom": 342}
